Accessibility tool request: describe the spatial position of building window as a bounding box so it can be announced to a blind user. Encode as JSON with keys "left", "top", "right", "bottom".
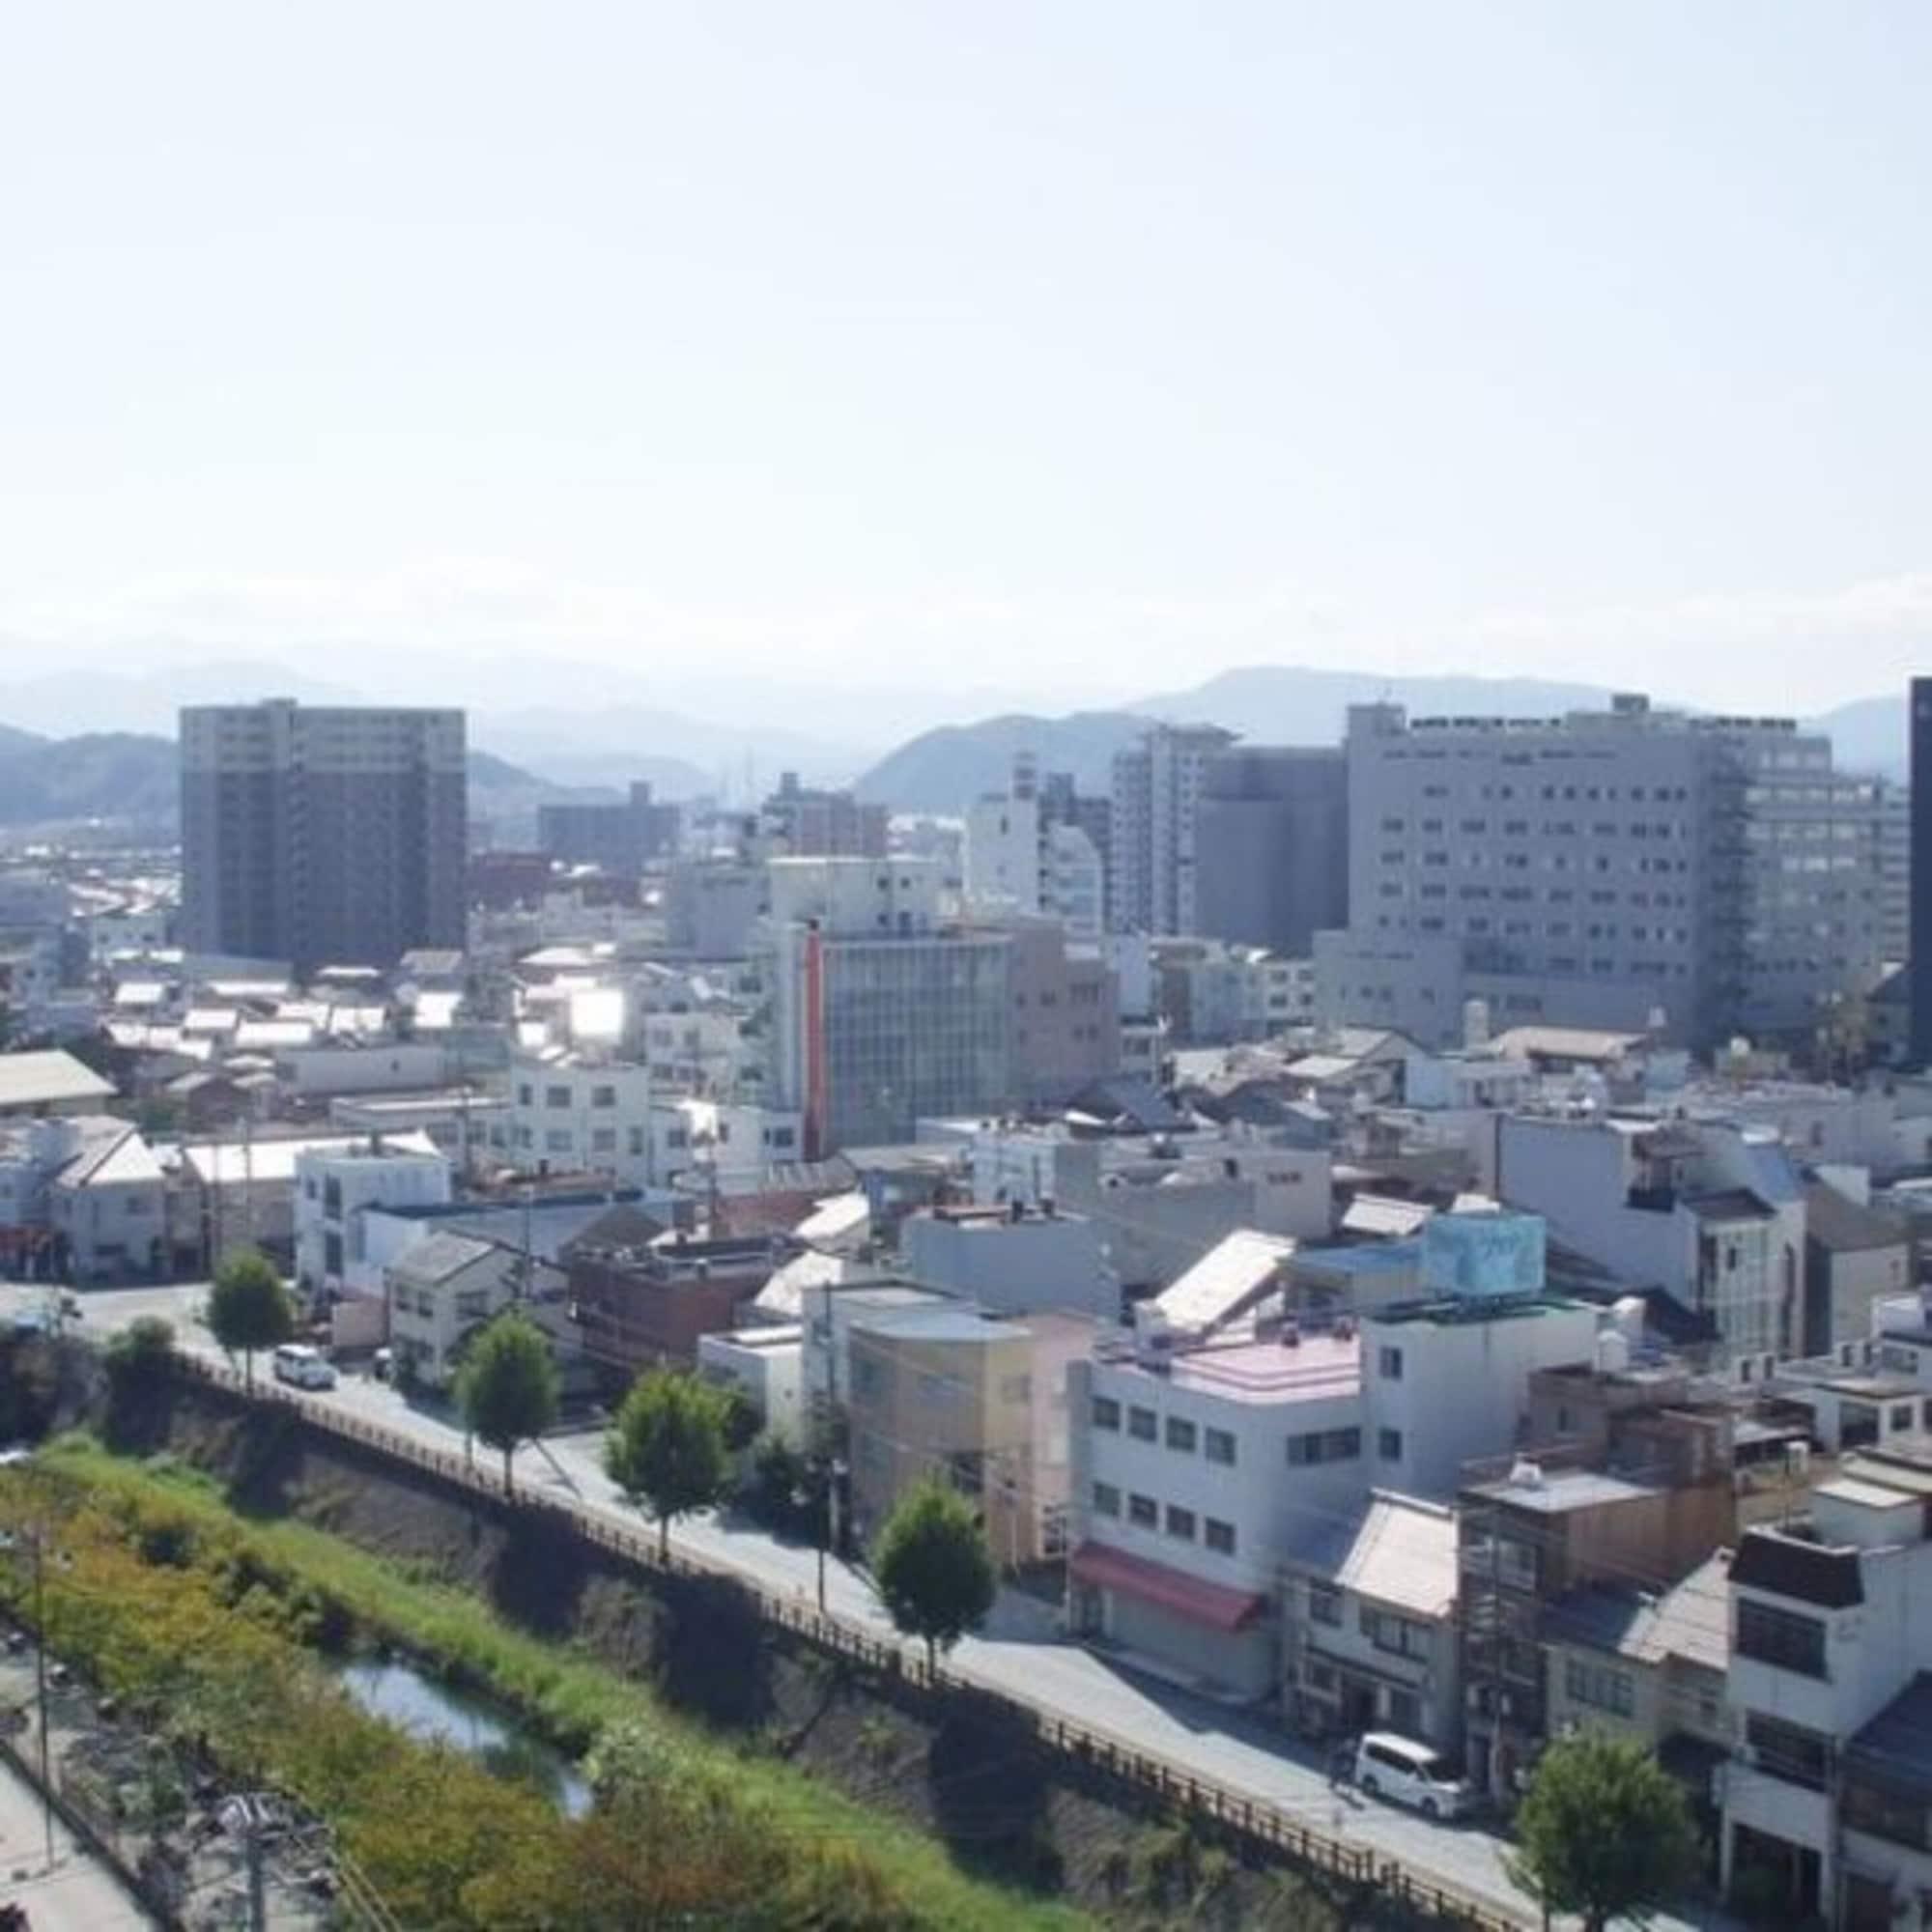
{"left": 545, "top": 1129, "right": 572, "bottom": 1153}
{"left": 1205, "top": 1518, "right": 1236, "bottom": 1555}
{"left": 1736, "top": 1599, "right": 1827, "bottom": 1678}
{"left": 1309, "top": 1583, "right": 1342, "bottom": 1627}
{"left": 1092, "top": 1396, "right": 1121, "bottom": 1432}
{"left": 1128, "top": 1406, "right": 1157, "bottom": 1442}
{"left": 591, "top": 1085, "right": 617, "bottom": 1108}
{"left": 546, "top": 1085, "right": 572, "bottom": 1109}
{"left": 591, "top": 1128, "right": 616, "bottom": 1153}
{"left": 1092, "top": 1482, "right": 1120, "bottom": 1518}
{"left": 1564, "top": 1658, "right": 1634, "bottom": 1716}
{"left": 1165, "top": 1416, "right": 1197, "bottom": 1454}
{"left": 1127, "top": 1493, "right": 1157, "bottom": 1529}
{"left": 1378, "top": 1346, "right": 1403, "bottom": 1381}
{"left": 1205, "top": 1428, "right": 1236, "bottom": 1466}
{"left": 1288, "top": 1428, "right": 1362, "bottom": 1465}
{"left": 1746, "top": 1712, "right": 1833, "bottom": 1791}
{"left": 1377, "top": 1428, "right": 1404, "bottom": 1462}
{"left": 1165, "top": 1505, "right": 1196, "bottom": 1542}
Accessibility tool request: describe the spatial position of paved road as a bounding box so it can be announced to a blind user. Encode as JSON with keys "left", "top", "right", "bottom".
{"left": 24, "top": 1282, "right": 1739, "bottom": 1932}
{"left": 0, "top": 1751, "right": 153, "bottom": 1931}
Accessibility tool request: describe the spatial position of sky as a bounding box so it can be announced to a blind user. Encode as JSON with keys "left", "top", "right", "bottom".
{"left": 4, "top": 1, "right": 1932, "bottom": 721}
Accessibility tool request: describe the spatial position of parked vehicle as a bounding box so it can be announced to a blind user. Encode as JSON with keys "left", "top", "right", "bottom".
{"left": 370, "top": 1347, "right": 393, "bottom": 1383}
{"left": 1352, "top": 1733, "right": 1473, "bottom": 1820}
{"left": 271, "top": 1344, "right": 338, "bottom": 1392}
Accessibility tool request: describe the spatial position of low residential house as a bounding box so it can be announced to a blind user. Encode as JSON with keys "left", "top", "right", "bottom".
{"left": 0, "top": 1050, "right": 116, "bottom": 1120}
{"left": 1458, "top": 1446, "right": 1734, "bottom": 1802}
{"left": 1282, "top": 1492, "right": 1461, "bottom": 1750}
{"left": 47, "top": 1123, "right": 168, "bottom": 1284}
{"left": 385, "top": 1232, "right": 573, "bottom": 1390}
{"left": 1542, "top": 1549, "right": 1732, "bottom": 1842}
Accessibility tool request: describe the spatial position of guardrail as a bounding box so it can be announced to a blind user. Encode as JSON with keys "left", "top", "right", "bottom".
{"left": 164, "top": 1352, "right": 1530, "bottom": 1931}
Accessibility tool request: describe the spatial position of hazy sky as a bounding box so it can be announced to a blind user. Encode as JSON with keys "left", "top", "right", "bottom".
{"left": 5, "top": 1, "right": 1932, "bottom": 714}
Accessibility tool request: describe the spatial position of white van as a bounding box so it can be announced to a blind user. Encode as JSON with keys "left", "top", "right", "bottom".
{"left": 271, "top": 1344, "right": 337, "bottom": 1392}
{"left": 1352, "top": 1733, "right": 1472, "bottom": 1820}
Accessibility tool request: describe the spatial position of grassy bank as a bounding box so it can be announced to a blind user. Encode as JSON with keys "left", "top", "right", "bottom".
{"left": 22, "top": 1435, "right": 1090, "bottom": 1932}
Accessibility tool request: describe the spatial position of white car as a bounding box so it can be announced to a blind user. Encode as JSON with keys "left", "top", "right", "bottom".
{"left": 1352, "top": 1732, "right": 1474, "bottom": 1820}
{"left": 270, "top": 1344, "right": 338, "bottom": 1391}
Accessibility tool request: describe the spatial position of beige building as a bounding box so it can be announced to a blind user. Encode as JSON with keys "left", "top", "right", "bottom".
{"left": 846, "top": 1303, "right": 1094, "bottom": 1567}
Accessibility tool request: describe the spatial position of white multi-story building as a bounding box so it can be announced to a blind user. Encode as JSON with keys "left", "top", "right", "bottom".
{"left": 964, "top": 757, "right": 1105, "bottom": 943}
{"left": 1065, "top": 1209, "right": 1597, "bottom": 1698}
{"left": 504, "top": 1048, "right": 654, "bottom": 1183}
{"left": 294, "top": 1141, "right": 453, "bottom": 1301}
{"left": 1321, "top": 695, "right": 1888, "bottom": 1052}
{"left": 1721, "top": 1463, "right": 1932, "bottom": 1928}
{"left": 1109, "top": 724, "right": 1238, "bottom": 937}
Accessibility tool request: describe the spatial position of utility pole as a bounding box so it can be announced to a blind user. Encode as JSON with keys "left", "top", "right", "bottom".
{"left": 30, "top": 1526, "right": 52, "bottom": 1871}
{"left": 245, "top": 1809, "right": 268, "bottom": 1932}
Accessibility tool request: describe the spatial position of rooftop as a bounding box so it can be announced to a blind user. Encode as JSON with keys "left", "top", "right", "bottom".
{"left": 1156, "top": 1330, "right": 1362, "bottom": 1407}
{"left": 1466, "top": 1465, "right": 1660, "bottom": 1514}
{"left": 0, "top": 1050, "right": 115, "bottom": 1111}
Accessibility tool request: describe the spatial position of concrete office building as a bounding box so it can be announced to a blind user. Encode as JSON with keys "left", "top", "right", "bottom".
{"left": 764, "top": 858, "right": 1012, "bottom": 1155}
{"left": 537, "top": 782, "right": 680, "bottom": 873}
{"left": 1320, "top": 695, "right": 1886, "bottom": 1052}
{"left": 761, "top": 772, "right": 888, "bottom": 859}
{"left": 1194, "top": 746, "right": 1349, "bottom": 953}
{"left": 181, "top": 699, "right": 466, "bottom": 973}
{"left": 1110, "top": 724, "right": 1237, "bottom": 936}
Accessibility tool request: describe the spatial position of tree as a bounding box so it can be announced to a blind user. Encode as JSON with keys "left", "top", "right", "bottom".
{"left": 871, "top": 1477, "right": 996, "bottom": 1677}
{"left": 1510, "top": 1732, "right": 1699, "bottom": 1932}
{"left": 455, "top": 1315, "right": 559, "bottom": 1496}
{"left": 206, "top": 1250, "right": 294, "bottom": 1391}
{"left": 604, "top": 1369, "right": 731, "bottom": 1560}
{"left": 104, "top": 1316, "right": 176, "bottom": 1389}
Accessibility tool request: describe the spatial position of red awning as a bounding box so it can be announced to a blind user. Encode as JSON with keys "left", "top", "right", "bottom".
{"left": 1068, "top": 1541, "right": 1268, "bottom": 1634}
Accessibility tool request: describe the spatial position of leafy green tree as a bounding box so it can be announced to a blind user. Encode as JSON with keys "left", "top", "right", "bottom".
{"left": 455, "top": 1314, "right": 559, "bottom": 1496}
{"left": 104, "top": 1316, "right": 176, "bottom": 1388}
{"left": 1510, "top": 1732, "right": 1699, "bottom": 1932}
{"left": 871, "top": 1477, "right": 996, "bottom": 1676}
{"left": 206, "top": 1249, "right": 294, "bottom": 1390}
{"left": 605, "top": 1369, "right": 731, "bottom": 1560}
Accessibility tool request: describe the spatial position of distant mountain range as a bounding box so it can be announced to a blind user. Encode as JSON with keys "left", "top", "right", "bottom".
{"left": 856, "top": 669, "right": 1918, "bottom": 811}
{"left": 0, "top": 729, "right": 652, "bottom": 834}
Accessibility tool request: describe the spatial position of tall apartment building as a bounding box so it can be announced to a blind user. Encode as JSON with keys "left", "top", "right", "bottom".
{"left": 1873, "top": 776, "right": 1909, "bottom": 967}
{"left": 964, "top": 754, "right": 1105, "bottom": 941}
{"left": 1193, "top": 745, "right": 1349, "bottom": 953}
{"left": 760, "top": 771, "right": 889, "bottom": 859}
{"left": 181, "top": 699, "right": 466, "bottom": 973}
{"left": 1318, "top": 695, "right": 1886, "bottom": 1052}
{"left": 1109, "top": 724, "right": 1237, "bottom": 936}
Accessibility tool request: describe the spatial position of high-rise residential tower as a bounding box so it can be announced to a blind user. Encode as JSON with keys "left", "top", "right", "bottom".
{"left": 1912, "top": 678, "right": 1932, "bottom": 1066}
{"left": 180, "top": 698, "right": 467, "bottom": 973}
{"left": 1108, "top": 723, "right": 1237, "bottom": 935}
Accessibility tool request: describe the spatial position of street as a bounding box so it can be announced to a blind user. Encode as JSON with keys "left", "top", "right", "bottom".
{"left": 0, "top": 1751, "right": 153, "bottom": 1931}
{"left": 24, "top": 1284, "right": 1731, "bottom": 1930}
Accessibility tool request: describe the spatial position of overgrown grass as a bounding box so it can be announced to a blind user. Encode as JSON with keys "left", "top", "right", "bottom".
{"left": 39, "top": 1434, "right": 1089, "bottom": 1932}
